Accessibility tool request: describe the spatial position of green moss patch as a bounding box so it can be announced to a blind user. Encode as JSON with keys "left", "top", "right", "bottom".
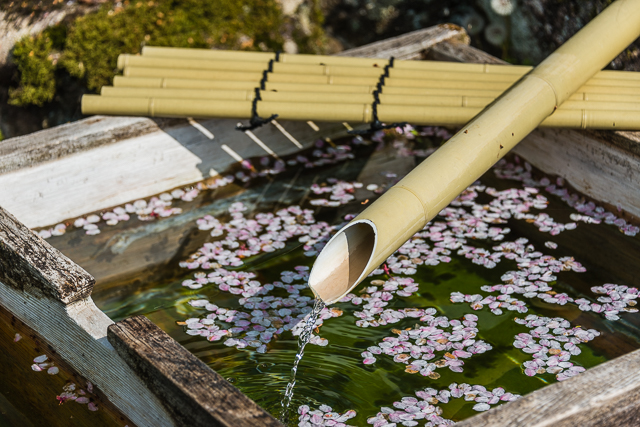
{"left": 10, "top": 0, "right": 328, "bottom": 107}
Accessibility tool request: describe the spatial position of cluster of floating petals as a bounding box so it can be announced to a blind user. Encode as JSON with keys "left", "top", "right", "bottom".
{"left": 30, "top": 354, "right": 59, "bottom": 375}
{"left": 573, "top": 284, "right": 639, "bottom": 321}
{"left": 450, "top": 292, "right": 528, "bottom": 315}
{"left": 181, "top": 201, "right": 350, "bottom": 351}
{"left": 297, "top": 404, "right": 357, "bottom": 427}
{"left": 340, "top": 277, "right": 423, "bottom": 327}
{"left": 29, "top": 354, "right": 100, "bottom": 410}
{"left": 494, "top": 158, "right": 639, "bottom": 236}
{"left": 56, "top": 382, "right": 99, "bottom": 410}
{"left": 181, "top": 202, "right": 333, "bottom": 274}
{"left": 36, "top": 122, "right": 640, "bottom": 424}
{"left": 31, "top": 354, "right": 57, "bottom": 375}
{"left": 513, "top": 315, "right": 598, "bottom": 381}
{"left": 37, "top": 140, "right": 356, "bottom": 238}
{"left": 366, "top": 383, "right": 520, "bottom": 426}
{"left": 184, "top": 267, "right": 341, "bottom": 353}
{"left": 361, "top": 314, "right": 492, "bottom": 377}
{"left": 309, "top": 180, "right": 361, "bottom": 207}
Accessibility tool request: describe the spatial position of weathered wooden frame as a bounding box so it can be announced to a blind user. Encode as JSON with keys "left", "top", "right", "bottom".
{"left": 1, "top": 24, "right": 640, "bottom": 427}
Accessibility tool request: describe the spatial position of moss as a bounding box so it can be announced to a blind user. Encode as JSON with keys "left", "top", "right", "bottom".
{"left": 11, "top": 0, "right": 296, "bottom": 105}
{"left": 8, "top": 32, "right": 57, "bottom": 107}
{"left": 59, "top": 0, "right": 286, "bottom": 92}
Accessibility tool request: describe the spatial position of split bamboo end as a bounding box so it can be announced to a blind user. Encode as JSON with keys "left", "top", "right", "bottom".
{"left": 308, "top": 220, "right": 377, "bottom": 304}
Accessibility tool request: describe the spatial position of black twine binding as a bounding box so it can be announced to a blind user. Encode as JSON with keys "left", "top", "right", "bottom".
{"left": 349, "top": 56, "right": 407, "bottom": 135}
{"left": 236, "top": 87, "right": 278, "bottom": 132}
{"left": 237, "top": 58, "right": 279, "bottom": 131}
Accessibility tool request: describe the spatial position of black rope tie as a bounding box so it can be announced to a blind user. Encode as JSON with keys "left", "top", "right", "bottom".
{"left": 235, "top": 87, "right": 279, "bottom": 132}
{"left": 236, "top": 57, "right": 279, "bottom": 131}
{"left": 349, "top": 56, "right": 407, "bottom": 135}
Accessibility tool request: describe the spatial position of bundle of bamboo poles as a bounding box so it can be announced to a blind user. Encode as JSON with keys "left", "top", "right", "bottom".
{"left": 82, "top": 46, "right": 640, "bottom": 130}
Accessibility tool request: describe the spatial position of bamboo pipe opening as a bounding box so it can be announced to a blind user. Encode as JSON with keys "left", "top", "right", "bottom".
{"left": 308, "top": 220, "right": 377, "bottom": 304}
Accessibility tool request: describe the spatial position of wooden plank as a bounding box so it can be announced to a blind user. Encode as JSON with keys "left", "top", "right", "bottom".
{"left": 455, "top": 347, "right": 640, "bottom": 427}
{"left": 0, "top": 115, "right": 164, "bottom": 174}
{"left": 0, "top": 117, "right": 346, "bottom": 229}
{"left": 0, "top": 301, "right": 134, "bottom": 426}
{"left": 108, "top": 316, "right": 282, "bottom": 427}
{"left": 425, "top": 39, "right": 506, "bottom": 64}
{"left": 0, "top": 206, "right": 93, "bottom": 304}
{"left": 336, "top": 23, "right": 469, "bottom": 59}
{"left": 0, "top": 126, "right": 205, "bottom": 229}
{"left": 513, "top": 128, "right": 640, "bottom": 219}
{"left": 0, "top": 206, "right": 175, "bottom": 427}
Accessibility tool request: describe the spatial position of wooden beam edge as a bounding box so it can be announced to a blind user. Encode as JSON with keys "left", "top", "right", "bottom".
{"left": 0, "top": 206, "right": 93, "bottom": 304}
{"left": 107, "top": 315, "right": 283, "bottom": 427}
{"left": 455, "top": 347, "right": 640, "bottom": 427}
{"left": 337, "top": 23, "right": 469, "bottom": 59}
{"left": 0, "top": 115, "right": 165, "bottom": 174}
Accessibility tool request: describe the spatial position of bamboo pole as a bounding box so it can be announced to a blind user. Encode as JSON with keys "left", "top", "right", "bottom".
{"left": 111, "top": 76, "right": 640, "bottom": 99}
{"left": 140, "top": 46, "right": 527, "bottom": 73}
{"left": 119, "top": 55, "right": 638, "bottom": 86}
{"left": 122, "top": 66, "right": 640, "bottom": 93}
{"left": 306, "top": 0, "right": 640, "bottom": 304}
{"left": 99, "top": 86, "right": 640, "bottom": 110}
{"left": 139, "top": 46, "right": 640, "bottom": 81}
{"left": 121, "top": 66, "right": 638, "bottom": 91}
{"left": 119, "top": 55, "right": 523, "bottom": 81}
{"left": 81, "top": 94, "right": 640, "bottom": 128}
{"left": 112, "top": 76, "right": 509, "bottom": 97}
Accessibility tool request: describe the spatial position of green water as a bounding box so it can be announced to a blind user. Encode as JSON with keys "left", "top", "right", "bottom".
{"left": 43, "top": 133, "right": 640, "bottom": 426}
{"left": 91, "top": 175, "right": 640, "bottom": 425}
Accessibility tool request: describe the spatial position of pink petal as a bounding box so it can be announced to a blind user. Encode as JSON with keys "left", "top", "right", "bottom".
{"left": 363, "top": 357, "right": 377, "bottom": 365}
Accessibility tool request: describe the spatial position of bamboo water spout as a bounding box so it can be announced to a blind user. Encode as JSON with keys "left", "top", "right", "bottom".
{"left": 307, "top": 0, "right": 640, "bottom": 304}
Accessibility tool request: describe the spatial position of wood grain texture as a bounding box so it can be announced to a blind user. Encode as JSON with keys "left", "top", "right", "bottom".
{"left": 0, "top": 206, "right": 174, "bottom": 426}
{"left": 514, "top": 128, "right": 640, "bottom": 219}
{"left": 0, "top": 115, "right": 163, "bottom": 173}
{"left": 0, "top": 302, "right": 134, "bottom": 427}
{"left": 0, "top": 206, "right": 93, "bottom": 304}
{"left": 455, "top": 347, "right": 640, "bottom": 427}
{"left": 0, "top": 118, "right": 345, "bottom": 229}
{"left": 0, "top": 125, "right": 204, "bottom": 229}
{"left": 425, "top": 39, "right": 507, "bottom": 64}
{"left": 0, "top": 284, "right": 175, "bottom": 427}
{"left": 0, "top": 208, "right": 173, "bottom": 426}
{"left": 107, "top": 316, "right": 283, "bottom": 427}
{"left": 337, "top": 24, "right": 469, "bottom": 59}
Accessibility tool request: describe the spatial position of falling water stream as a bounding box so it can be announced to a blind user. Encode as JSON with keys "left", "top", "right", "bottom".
{"left": 279, "top": 298, "right": 326, "bottom": 424}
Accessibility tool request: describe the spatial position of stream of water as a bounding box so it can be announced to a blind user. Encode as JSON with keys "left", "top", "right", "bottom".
{"left": 279, "top": 298, "right": 326, "bottom": 424}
